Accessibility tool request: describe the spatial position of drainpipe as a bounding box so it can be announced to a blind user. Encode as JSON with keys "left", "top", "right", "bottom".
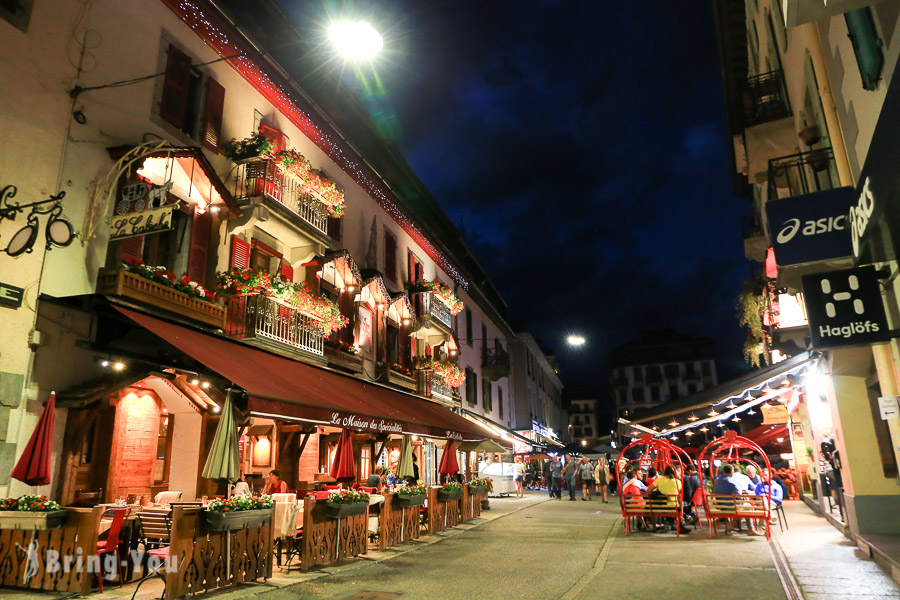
{"left": 803, "top": 22, "right": 854, "bottom": 187}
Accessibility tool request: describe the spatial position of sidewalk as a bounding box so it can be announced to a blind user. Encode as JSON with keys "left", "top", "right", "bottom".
{"left": 772, "top": 500, "right": 900, "bottom": 600}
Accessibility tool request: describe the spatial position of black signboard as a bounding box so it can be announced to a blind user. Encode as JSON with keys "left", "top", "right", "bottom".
{"left": 0, "top": 282, "right": 24, "bottom": 309}
{"left": 766, "top": 186, "right": 854, "bottom": 266}
{"left": 802, "top": 266, "right": 890, "bottom": 350}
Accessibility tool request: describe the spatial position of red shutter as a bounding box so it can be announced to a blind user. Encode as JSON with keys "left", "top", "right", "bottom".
{"left": 230, "top": 236, "right": 250, "bottom": 269}
{"left": 258, "top": 122, "right": 285, "bottom": 152}
{"left": 280, "top": 260, "right": 293, "bottom": 282}
{"left": 327, "top": 217, "right": 342, "bottom": 241}
{"left": 202, "top": 78, "right": 226, "bottom": 152}
{"left": 384, "top": 231, "right": 396, "bottom": 281}
{"left": 407, "top": 252, "right": 416, "bottom": 283}
{"left": 160, "top": 44, "right": 192, "bottom": 129}
{"left": 119, "top": 237, "right": 143, "bottom": 261}
{"left": 187, "top": 208, "right": 212, "bottom": 284}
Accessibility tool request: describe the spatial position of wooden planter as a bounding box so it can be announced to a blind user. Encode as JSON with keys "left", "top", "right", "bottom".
{"left": 0, "top": 510, "right": 67, "bottom": 530}
{"left": 324, "top": 345, "right": 364, "bottom": 373}
{"left": 325, "top": 501, "right": 368, "bottom": 519}
{"left": 387, "top": 369, "right": 417, "bottom": 392}
{"left": 468, "top": 485, "right": 487, "bottom": 496}
{"left": 436, "top": 489, "right": 463, "bottom": 502}
{"left": 396, "top": 494, "right": 427, "bottom": 507}
{"left": 202, "top": 508, "right": 273, "bottom": 531}
{"left": 98, "top": 268, "right": 225, "bottom": 329}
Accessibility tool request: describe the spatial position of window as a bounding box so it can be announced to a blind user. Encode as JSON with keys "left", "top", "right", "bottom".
{"left": 483, "top": 378, "right": 492, "bottom": 412}
{"left": 651, "top": 386, "right": 661, "bottom": 402}
{"left": 155, "top": 414, "right": 174, "bottom": 484}
{"left": 327, "top": 217, "right": 342, "bottom": 241}
{"left": 584, "top": 427, "right": 593, "bottom": 438}
{"left": 386, "top": 323, "right": 399, "bottom": 364}
{"left": 498, "top": 387, "right": 503, "bottom": 419}
{"left": 701, "top": 362, "right": 713, "bottom": 377}
{"left": 481, "top": 324, "right": 487, "bottom": 362}
{"left": 466, "top": 368, "right": 477, "bottom": 406}
{"left": 845, "top": 8, "right": 884, "bottom": 91}
{"left": 159, "top": 44, "right": 225, "bottom": 146}
{"left": 383, "top": 229, "right": 397, "bottom": 281}
{"left": 668, "top": 385, "right": 679, "bottom": 400}
{"left": 573, "top": 427, "right": 583, "bottom": 439}
{"left": 250, "top": 239, "right": 282, "bottom": 276}
{"left": 465, "top": 309, "right": 473, "bottom": 345}
{"left": 664, "top": 364, "right": 679, "bottom": 378}
{"left": 687, "top": 382, "right": 697, "bottom": 394}
{"left": 632, "top": 367, "right": 643, "bottom": 382}
{"left": 0, "top": 0, "right": 31, "bottom": 31}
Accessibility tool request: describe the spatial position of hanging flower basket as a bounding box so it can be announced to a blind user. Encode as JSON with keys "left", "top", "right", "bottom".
{"left": 202, "top": 496, "right": 274, "bottom": 531}
{"left": 436, "top": 489, "right": 463, "bottom": 502}
{"left": 467, "top": 485, "right": 487, "bottom": 496}
{"left": 326, "top": 501, "right": 368, "bottom": 519}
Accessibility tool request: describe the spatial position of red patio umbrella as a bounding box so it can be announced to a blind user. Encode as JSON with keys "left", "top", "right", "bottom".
{"left": 11, "top": 392, "right": 56, "bottom": 486}
{"left": 330, "top": 428, "right": 357, "bottom": 480}
{"left": 438, "top": 440, "right": 460, "bottom": 475}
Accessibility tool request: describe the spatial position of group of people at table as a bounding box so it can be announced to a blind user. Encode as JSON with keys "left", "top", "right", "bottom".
{"left": 620, "top": 461, "right": 784, "bottom": 535}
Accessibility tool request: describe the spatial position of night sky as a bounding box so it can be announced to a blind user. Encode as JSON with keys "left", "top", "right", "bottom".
{"left": 280, "top": 1, "right": 754, "bottom": 417}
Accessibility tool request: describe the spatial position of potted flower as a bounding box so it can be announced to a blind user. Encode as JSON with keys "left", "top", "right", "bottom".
{"left": 396, "top": 483, "right": 428, "bottom": 507}
{"left": 222, "top": 132, "right": 276, "bottom": 162}
{"left": 436, "top": 481, "right": 463, "bottom": 502}
{"left": 203, "top": 495, "right": 274, "bottom": 531}
{"left": 0, "top": 495, "right": 67, "bottom": 530}
{"left": 325, "top": 488, "right": 370, "bottom": 518}
{"left": 468, "top": 477, "right": 492, "bottom": 496}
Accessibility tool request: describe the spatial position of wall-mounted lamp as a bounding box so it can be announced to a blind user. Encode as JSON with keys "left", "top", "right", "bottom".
{"left": 1, "top": 186, "right": 74, "bottom": 257}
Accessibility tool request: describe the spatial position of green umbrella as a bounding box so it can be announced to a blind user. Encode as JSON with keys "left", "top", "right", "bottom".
{"left": 397, "top": 436, "right": 415, "bottom": 479}
{"left": 457, "top": 439, "right": 508, "bottom": 453}
{"left": 202, "top": 394, "right": 240, "bottom": 486}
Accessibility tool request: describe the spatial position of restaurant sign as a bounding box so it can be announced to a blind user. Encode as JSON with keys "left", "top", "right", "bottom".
{"left": 802, "top": 266, "right": 890, "bottom": 350}
{"left": 109, "top": 204, "right": 175, "bottom": 242}
{"left": 761, "top": 403, "right": 790, "bottom": 425}
{"left": 330, "top": 412, "right": 403, "bottom": 434}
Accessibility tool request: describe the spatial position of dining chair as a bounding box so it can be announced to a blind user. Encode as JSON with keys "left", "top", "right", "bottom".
{"left": 73, "top": 488, "right": 104, "bottom": 507}
{"left": 97, "top": 507, "right": 127, "bottom": 592}
{"left": 153, "top": 491, "right": 183, "bottom": 505}
{"left": 131, "top": 510, "right": 172, "bottom": 599}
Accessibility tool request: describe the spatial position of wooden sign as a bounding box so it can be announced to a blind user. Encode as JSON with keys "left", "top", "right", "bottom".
{"left": 109, "top": 204, "right": 175, "bottom": 241}
{"left": 761, "top": 403, "right": 790, "bottom": 425}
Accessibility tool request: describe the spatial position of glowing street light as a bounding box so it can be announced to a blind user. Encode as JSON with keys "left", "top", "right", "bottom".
{"left": 329, "top": 22, "right": 383, "bottom": 60}
{"left": 566, "top": 335, "right": 586, "bottom": 347}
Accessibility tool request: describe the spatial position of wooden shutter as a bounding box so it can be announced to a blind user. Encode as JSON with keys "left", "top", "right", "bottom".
{"left": 119, "top": 236, "right": 143, "bottom": 261}
{"left": 407, "top": 252, "right": 416, "bottom": 283}
{"left": 187, "top": 208, "right": 212, "bottom": 284}
{"left": 230, "top": 236, "right": 250, "bottom": 269}
{"left": 202, "top": 78, "right": 226, "bottom": 152}
{"left": 159, "top": 44, "right": 192, "bottom": 129}
{"left": 280, "top": 260, "right": 293, "bottom": 282}
{"left": 384, "top": 231, "right": 396, "bottom": 281}
{"left": 327, "top": 217, "right": 342, "bottom": 241}
{"left": 258, "top": 122, "right": 285, "bottom": 152}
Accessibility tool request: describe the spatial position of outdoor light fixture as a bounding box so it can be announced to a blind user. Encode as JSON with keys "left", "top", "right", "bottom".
{"left": 566, "top": 335, "right": 586, "bottom": 347}
{"left": 732, "top": 416, "right": 741, "bottom": 422}
{"left": 329, "top": 22, "right": 384, "bottom": 60}
{"left": 113, "top": 362, "right": 125, "bottom": 371}
{"left": 726, "top": 401, "right": 737, "bottom": 409}
{"left": 748, "top": 409, "right": 757, "bottom": 415}
{"left": 688, "top": 414, "right": 699, "bottom": 422}
{"left": 1, "top": 185, "right": 74, "bottom": 257}
{"left": 708, "top": 409, "right": 719, "bottom": 417}
{"left": 776, "top": 437, "right": 784, "bottom": 443}
{"left": 580, "top": 440, "right": 587, "bottom": 446}
{"left": 402, "top": 318, "right": 411, "bottom": 325}
{"left": 717, "top": 422, "right": 726, "bottom": 428}
{"left": 700, "top": 426, "right": 709, "bottom": 432}
{"left": 670, "top": 435, "right": 678, "bottom": 441}
{"left": 668, "top": 419, "right": 679, "bottom": 427}
{"left": 651, "top": 424, "right": 659, "bottom": 431}
{"left": 191, "top": 378, "right": 200, "bottom": 386}
{"left": 685, "top": 430, "right": 694, "bottom": 437}
{"left": 201, "top": 381, "right": 210, "bottom": 389}
{"left": 212, "top": 405, "right": 220, "bottom": 413}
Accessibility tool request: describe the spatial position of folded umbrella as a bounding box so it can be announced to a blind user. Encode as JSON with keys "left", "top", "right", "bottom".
{"left": 438, "top": 440, "right": 460, "bottom": 475}
{"left": 397, "top": 436, "right": 415, "bottom": 479}
{"left": 11, "top": 392, "right": 56, "bottom": 486}
{"left": 201, "top": 394, "right": 239, "bottom": 486}
{"left": 330, "top": 428, "right": 357, "bottom": 480}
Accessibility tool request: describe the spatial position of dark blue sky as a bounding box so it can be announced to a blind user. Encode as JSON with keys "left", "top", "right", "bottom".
{"left": 283, "top": 1, "right": 754, "bottom": 411}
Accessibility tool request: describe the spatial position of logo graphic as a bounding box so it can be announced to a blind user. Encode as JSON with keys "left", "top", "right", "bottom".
{"left": 850, "top": 177, "right": 876, "bottom": 257}
{"left": 17, "top": 540, "right": 40, "bottom": 584}
{"left": 802, "top": 266, "right": 890, "bottom": 349}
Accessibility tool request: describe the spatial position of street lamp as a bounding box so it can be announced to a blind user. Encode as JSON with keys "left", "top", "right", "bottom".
{"left": 329, "top": 22, "right": 383, "bottom": 60}
{"left": 566, "top": 335, "right": 586, "bottom": 347}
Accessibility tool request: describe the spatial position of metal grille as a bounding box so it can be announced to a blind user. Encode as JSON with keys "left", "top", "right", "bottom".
{"left": 768, "top": 148, "right": 839, "bottom": 200}
{"left": 430, "top": 376, "right": 453, "bottom": 402}
{"left": 743, "top": 70, "right": 790, "bottom": 127}
{"left": 226, "top": 294, "right": 324, "bottom": 356}
{"left": 233, "top": 158, "right": 328, "bottom": 234}
{"left": 429, "top": 294, "right": 452, "bottom": 328}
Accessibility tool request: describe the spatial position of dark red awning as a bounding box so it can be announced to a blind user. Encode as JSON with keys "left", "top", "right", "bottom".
{"left": 114, "top": 306, "right": 495, "bottom": 442}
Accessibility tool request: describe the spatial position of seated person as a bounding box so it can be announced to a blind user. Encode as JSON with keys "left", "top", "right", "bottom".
{"left": 385, "top": 467, "right": 403, "bottom": 487}
{"left": 730, "top": 464, "right": 755, "bottom": 493}
{"left": 647, "top": 466, "right": 691, "bottom": 533}
{"left": 645, "top": 467, "right": 658, "bottom": 488}
{"left": 232, "top": 472, "right": 251, "bottom": 496}
{"left": 621, "top": 466, "right": 649, "bottom": 529}
{"left": 367, "top": 466, "right": 384, "bottom": 491}
{"left": 713, "top": 464, "right": 762, "bottom": 536}
{"left": 263, "top": 469, "right": 288, "bottom": 495}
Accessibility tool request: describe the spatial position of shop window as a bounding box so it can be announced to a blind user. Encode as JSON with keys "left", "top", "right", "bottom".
{"left": 465, "top": 368, "right": 476, "bottom": 406}
{"left": 384, "top": 229, "right": 397, "bottom": 281}
{"left": 360, "top": 446, "right": 371, "bottom": 480}
{"left": 139, "top": 208, "right": 191, "bottom": 276}
{"left": 0, "top": 0, "right": 31, "bottom": 31}
{"left": 154, "top": 414, "right": 174, "bottom": 484}
{"left": 159, "top": 44, "right": 226, "bottom": 143}
{"left": 845, "top": 8, "right": 884, "bottom": 91}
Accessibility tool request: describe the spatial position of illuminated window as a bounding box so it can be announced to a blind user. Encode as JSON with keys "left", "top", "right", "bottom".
{"left": 155, "top": 414, "right": 174, "bottom": 484}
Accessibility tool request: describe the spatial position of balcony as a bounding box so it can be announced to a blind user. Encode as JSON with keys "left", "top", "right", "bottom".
{"left": 741, "top": 213, "right": 768, "bottom": 262}
{"left": 323, "top": 343, "right": 363, "bottom": 374}
{"left": 742, "top": 71, "right": 790, "bottom": 128}
{"left": 97, "top": 267, "right": 225, "bottom": 329}
{"left": 232, "top": 157, "right": 328, "bottom": 235}
{"left": 384, "top": 366, "right": 417, "bottom": 392}
{"left": 225, "top": 294, "right": 324, "bottom": 358}
{"left": 481, "top": 347, "right": 510, "bottom": 381}
{"left": 409, "top": 290, "right": 453, "bottom": 343}
{"left": 768, "top": 148, "right": 840, "bottom": 200}
{"left": 735, "top": 71, "right": 796, "bottom": 182}
{"left": 416, "top": 371, "right": 453, "bottom": 404}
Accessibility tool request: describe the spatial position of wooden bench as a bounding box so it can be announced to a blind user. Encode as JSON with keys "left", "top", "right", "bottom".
{"left": 621, "top": 495, "right": 683, "bottom": 536}
{"left": 704, "top": 493, "right": 769, "bottom": 539}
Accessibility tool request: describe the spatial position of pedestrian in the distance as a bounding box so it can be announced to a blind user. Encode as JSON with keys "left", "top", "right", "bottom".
{"left": 512, "top": 456, "right": 526, "bottom": 498}
{"left": 543, "top": 460, "right": 552, "bottom": 496}
{"left": 563, "top": 457, "right": 578, "bottom": 501}
{"left": 594, "top": 459, "right": 609, "bottom": 503}
{"left": 579, "top": 457, "right": 595, "bottom": 500}
{"left": 549, "top": 455, "right": 563, "bottom": 500}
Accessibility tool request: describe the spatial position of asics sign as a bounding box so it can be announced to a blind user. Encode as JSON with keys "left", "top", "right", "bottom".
{"left": 765, "top": 187, "right": 855, "bottom": 266}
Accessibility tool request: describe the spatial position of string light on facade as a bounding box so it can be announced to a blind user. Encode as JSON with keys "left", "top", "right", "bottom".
{"left": 688, "top": 413, "right": 699, "bottom": 422}
{"left": 700, "top": 426, "right": 709, "bottom": 432}
{"left": 708, "top": 408, "right": 719, "bottom": 417}
{"left": 668, "top": 419, "right": 679, "bottom": 427}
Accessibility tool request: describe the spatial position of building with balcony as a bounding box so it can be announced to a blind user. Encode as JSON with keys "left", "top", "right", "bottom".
{"left": 509, "top": 333, "right": 565, "bottom": 447}
{"left": 609, "top": 330, "right": 716, "bottom": 426}
{"left": 565, "top": 388, "right": 598, "bottom": 446}
{"left": 0, "top": 0, "right": 514, "bottom": 501}
{"left": 714, "top": 0, "right": 900, "bottom": 544}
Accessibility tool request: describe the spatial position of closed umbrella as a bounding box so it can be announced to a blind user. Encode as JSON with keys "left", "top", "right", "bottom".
{"left": 201, "top": 394, "right": 239, "bottom": 486}
{"left": 397, "top": 436, "right": 415, "bottom": 479}
{"left": 438, "top": 440, "right": 460, "bottom": 475}
{"left": 11, "top": 392, "right": 56, "bottom": 486}
{"left": 330, "top": 428, "right": 356, "bottom": 480}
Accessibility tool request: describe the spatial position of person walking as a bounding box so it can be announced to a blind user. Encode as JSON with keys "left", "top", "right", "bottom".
{"left": 607, "top": 460, "right": 618, "bottom": 497}
{"left": 543, "top": 460, "right": 552, "bottom": 496}
{"left": 512, "top": 456, "right": 526, "bottom": 498}
{"left": 549, "top": 455, "right": 563, "bottom": 499}
{"left": 579, "top": 457, "right": 595, "bottom": 500}
{"left": 563, "top": 457, "right": 578, "bottom": 501}
{"left": 594, "top": 459, "right": 609, "bottom": 503}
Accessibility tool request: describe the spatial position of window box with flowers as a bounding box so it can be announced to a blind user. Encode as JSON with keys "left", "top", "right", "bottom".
{"left": 413, "top": 357, "right": 466, "bottom": 388}
{"left": 385, "top": 362, "right": 416, "bottom": 391}
{"left": 202, "top": 495, "right": 274, "bottom": 532}
{"left": 396, "top": 483, "right": 428, "bottom": 507}
{"left": 468, "top": 477, "right": 493, "bottom": 496}
{"left": 436, "top": 482, "right": 463, "bottom": 502}
{"left": 324, "top": 338, "right": 363, "bottom": 372}
{"left": 409, "top": 280, "right": 464, "bottom": 315}
{"left": 97, "top": 262, "right": 225, "bottom": 329}
{"left": 0, "top": 496, "right": 67, "bottom": 530}
{"left": 325, "top": 488, "right": 370, "bottom": 518}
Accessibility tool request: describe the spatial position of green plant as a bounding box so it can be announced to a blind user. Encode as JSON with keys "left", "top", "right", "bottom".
{"left": 737, "top": 276, "right": 770, "bottom": 368}
{"left": 327, "top": 488, "right": 370, "bottom": 504}
{"left": 206, "top": 495, "right": 273, "bottom": 513}
{"left": 806, "top": 445, "right": 814, "bottom": 458}
{"left": 441, "top": 481, "right": 463, "bottom": 492}
{"left": 398, "top": 483, "right": 428, "bottom": 496}
{"left": 122, "top": 259, "right": 215, "bottom": 302}
{"left": 222, "top": 132, "right": 276, "bottom": 161}
{"left": 0, "top": 495, "right": 62, "bottom": 512}
{"left": 470, "top": 477, "right": 493, "bottom": 492}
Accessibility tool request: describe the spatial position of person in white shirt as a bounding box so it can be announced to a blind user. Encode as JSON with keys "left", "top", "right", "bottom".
{"left": 232, "top": 472, "right": 251, "bottom": 496}
{"left": 730, "top": 465, "right": 754, "bottom": 494}
{"left": 512, "top": 456, "right": 526, "bottom": 498}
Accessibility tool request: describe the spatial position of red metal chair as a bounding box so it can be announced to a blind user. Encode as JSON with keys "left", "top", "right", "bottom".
{"left": 314, "top": 491, "right": 331, "bottom": 500}
{"left": 96, "top": 508, "right": 127, "bottom": 591}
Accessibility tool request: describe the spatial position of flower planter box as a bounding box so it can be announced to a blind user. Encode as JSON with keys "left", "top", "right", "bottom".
{"left": 98, "top": 268, "right": 225, "bottom": 329}
{"left": 324, "top": 345, "right": 364, "bottom": 373}
{"left": 202, "top": 508, "right": 273, "bottom": 532}
{"left": 0, "top": 510, "right": 68, "bottom": 530}
{"left": 387, "top": 369, "right": 417, "bottom": 392}
{"left": 396, "top": 494, "right": 427, "bottom": 507}
{"left": 436, "top": 489, "right": 463, "bottom": 502}
{"left": 325, "top": 501, "right": 368, "bottom": 519}
{"left": 468, "top": 485, "right": 487, "bottom": 496}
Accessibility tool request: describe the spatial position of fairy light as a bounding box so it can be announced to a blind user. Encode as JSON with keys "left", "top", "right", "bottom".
{"left": 732, "top": 416, "right": 741, "bottom": 422}
{"left": 668, "top": 419, "right": 679, "bottom": 427}
{"left": 651, "top": 424, "right": 659, "bottom": 431}
{"left": 700, "top": 426, "right": 709, "bottom": 432}
{"left": 708, "top": 408, "right": 719, "bottom": 417}
{"left": 747, "top": 409, "right": 757, "bottom": 415}
{"left": 688, "top": 414, "right": 699, "bottom": 422}
{"left": 726, "top": 401, "right": 737, "bottom": 409}
{"left": 168, "top": 0, "right": 469, "bottom": 289}
{"left": 717, "top": 422, "right": 726, "bottom": 428}
{"left": 685, "top": 430, "right": 694, "bottom": 437}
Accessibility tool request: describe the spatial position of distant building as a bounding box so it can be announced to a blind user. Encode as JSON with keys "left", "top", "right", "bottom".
{"left": 565, "top": 388, "right": 598, "bottom": 446}
{"left": 610, "top": 329, "right": 717, "bottom": 423}
{"left": 509, "top": 333, "right": 564, "bottom": 446}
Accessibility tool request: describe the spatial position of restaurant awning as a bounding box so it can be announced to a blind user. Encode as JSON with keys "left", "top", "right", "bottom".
{"left": 114, "top": 306, "right": 497, "bottom": 442}
{"left": 460, "top": 409, "right": 532, "bottom": 447}
{"left": 742, "top": 424, "right": 790, "bottom": 448}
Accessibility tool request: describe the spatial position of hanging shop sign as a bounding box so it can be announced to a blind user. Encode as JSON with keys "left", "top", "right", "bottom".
{"left": 109, "top": 179, "right": 175, "bottom": 241}
{"left": 761, "top": 403, "right": 790, "bottom": 425}
{"left": 802, "top": 265, "right": 890, "bottom": 349}
{"left": 0, "top": 281, "right": 24, "bottom": 309}
{"left": 765, "top": 187, "right": 854, "bottom": 266}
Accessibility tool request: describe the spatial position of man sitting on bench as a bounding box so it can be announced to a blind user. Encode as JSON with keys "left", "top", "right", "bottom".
{"left": 713, "top": 464, "right": 763, "bottom": 536}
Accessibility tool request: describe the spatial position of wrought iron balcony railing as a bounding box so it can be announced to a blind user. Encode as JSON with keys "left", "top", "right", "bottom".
{"left": 225, "top": 294, "right": 324, "bottom": 356}
{"left": 743, "top": 70, "right": 791, "bottom": 127}
{"left": 413, "top": 291, "right": 452, "bottom": 329}
{"left": 768, "top": 148, "right": 839, "bottom": 200}
{"left": 232, "top": 157, "right": 328, "bottom": 234}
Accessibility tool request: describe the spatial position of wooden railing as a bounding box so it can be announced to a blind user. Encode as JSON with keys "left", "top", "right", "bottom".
{"left": 226, "top": 294, "right": 324, "bottom": 356}
{"left": 233, "top": 157, "right": 328, "bottom": 234}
